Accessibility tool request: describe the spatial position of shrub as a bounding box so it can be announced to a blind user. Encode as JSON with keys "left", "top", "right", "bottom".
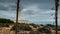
{"left": 0, "top": 18, "right": 14, "bottom": 23}
{"left": 45, "top": 24, "right": 54, "bottom": 27}
{"left": 38, "top": 27, "right": 51, "bottom": 34}
{"left": 40, "top": 24, "right": 44, "bottom": 26}
{"left": 11, "top": 23, "right": 32, "bottom": 31}
{"left": 29, "top": 23, "right": 38, "bottom": 28}
{"left": 0, "top": 18, "right": 14, "bottom": 27}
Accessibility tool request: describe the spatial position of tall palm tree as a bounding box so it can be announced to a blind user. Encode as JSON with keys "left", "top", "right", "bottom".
{"left": 55, "top": 0, "right": 59, "bottom": 34}
{"left": 15, "top": 0, "right": 20, "bottom": 34}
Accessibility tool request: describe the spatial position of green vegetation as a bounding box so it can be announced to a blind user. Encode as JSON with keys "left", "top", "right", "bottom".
{"left": 38, "top": 27, "right": 51, "bottom": 34}
{"left": 11, "top": 23, "right": 32, "bottom": 31}
{"left": 40, "top": 24, "right": 44, "bottom": 26}
{"left": 0, "top": 18, "right": 14, "bottom": 27}
{"left": 45, "top": 24, "right": 55, "bottom": 27}
{"left": 0, "top": 18, "right": 14, "bottom": 24}
{"left": 29, "top": 23, "right": 38, "bottom": 28}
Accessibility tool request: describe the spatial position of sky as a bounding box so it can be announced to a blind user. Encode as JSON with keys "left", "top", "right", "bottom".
{"left": 0, "top": 0, "right": 60, "bottom": 25}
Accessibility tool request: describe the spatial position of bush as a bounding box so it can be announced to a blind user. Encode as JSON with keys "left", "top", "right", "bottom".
{"left": 11, "top": 23, "right": 32, "bottom": 31}
{"left": 0, "top": 18, "right": 14, "bottom": 27}
{"left": 0, "top": 18, "right": 14, "bottom": 24}
{"left": 23, "top": 25, "right": 32, "bottom": 31}
{"left": 38, "top": 27, "right": 51, "bottom": 34}
{"left": 29, "top": 23, "right": 38, "bottom": 28}
{"left": 40, "top": 24, "right": 44, "bottom": 26}
{"left": 45, "top": 24, "right": 54, "bottom": 27}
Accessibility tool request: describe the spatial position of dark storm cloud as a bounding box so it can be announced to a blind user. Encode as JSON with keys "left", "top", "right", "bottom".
{"left": 20, "top": 0, "right": 60, "bottom": 9}
{"left": 0, "top": 5, "right": 16, "bottom": 11}
{"left": 0, "top": 0, "right": 58, "bottom": 11}
{"left": 0, "top": 3, "right": 17, "bottom": 11}
{"left": 20, "top": 0, "right": 55, "bottom": 4}
{"left": 0, "top": 0, "right": 17, "bottom": 11}
{"left": 0, "top": 0, "right": 16, "bottom": 3}
{"left": 0, "top": 4, "right": 8, "bottom": 10}
{"left": 20, "top": 0, "right": 56, "bottom": 10}
{"left": 8, "top": 3, "right": 17, "bottom": 10}
{"left": 23, "top": 10, "right": 35, "bottom": 15}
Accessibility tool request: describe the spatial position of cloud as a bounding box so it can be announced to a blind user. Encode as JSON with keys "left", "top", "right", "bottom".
{"left": 0, "top": 0, "right": 60, "bottom": 24}
{"left": 0, "top": 4, "right": 8, "bottom": 10}
{"left": 20, "top": 0, "right": 55, "bottom": 10}
{"left": 0, "top": 10, "right": 16, "bottom": 20}
{"left": 20, "top": 5, "right": 56, "bottom": 23}
{"left": 0, "top": 0, "right": 17, "bottom": 11}
{"left": 0, "top": 0, "right": 16, "bottom": 3}
{"left": 21, "top": 5, "right": 55, "bottom": 16}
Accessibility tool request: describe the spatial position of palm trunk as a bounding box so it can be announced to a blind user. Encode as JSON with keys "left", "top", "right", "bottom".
{"left": 55, "top": 0, "right": 59, "bottom": 34}
{"left": 15, "top": 0, "right": 20, "bottom": 34}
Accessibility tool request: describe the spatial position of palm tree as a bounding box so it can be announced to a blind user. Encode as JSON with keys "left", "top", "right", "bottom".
{"left": 51, "top": 0, "right": 59, "bottom": 34}
{"left": 55, "top": 0, "right": 59, "bottom": 34}
{"left": 15, "top": 0, "right": 20, "bottom": 34}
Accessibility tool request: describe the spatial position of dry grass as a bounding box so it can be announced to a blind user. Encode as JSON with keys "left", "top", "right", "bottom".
{"left": 0, "top": 25, "right": 60, "bottom": 34}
